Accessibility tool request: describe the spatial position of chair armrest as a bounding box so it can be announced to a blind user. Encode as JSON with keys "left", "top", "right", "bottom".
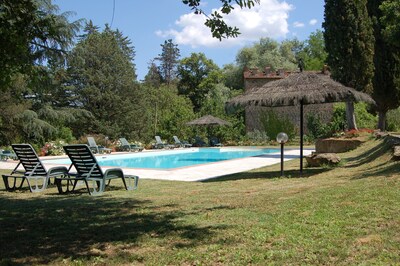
{"left": 104, "top": 168, "right": 124, "bottom": 179}
{"left": 47, "top": 166, "right": 69, "bottom": 176}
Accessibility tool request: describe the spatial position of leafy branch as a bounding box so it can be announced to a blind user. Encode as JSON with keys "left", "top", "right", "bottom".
{"left": 182, "top": 0, "right": 260, "bottom": 40}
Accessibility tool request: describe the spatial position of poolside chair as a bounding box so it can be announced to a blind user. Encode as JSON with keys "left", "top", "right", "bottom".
{"left": 55, "top": 144, "right": 139, "bottom": 196}
{"left": 119, "top": 138, "right": 144, "bottom": 152}
{"left": 87, "top": 136, "right": 112, "bottom": 154}
{"left": 173, "top": 136, "right": 192, "bottom": 148}
{"left": 193, "top": 136, "right": 207, "bottom": 147}
{"left": 210, "top": 137, "right": 223, "bottom": 147}
{"left": 0, "top": 149, "right": 17, "bottom": 161}
{"left": 2, "top": 144, "right": 68, "bottom": 192}
{"left": 154, "top": 136, "right": 174, "bottom": 149}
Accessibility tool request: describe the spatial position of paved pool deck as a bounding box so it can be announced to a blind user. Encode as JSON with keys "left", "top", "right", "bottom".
{"left": 0, "top": 147, "right": 314, "bottom": 182}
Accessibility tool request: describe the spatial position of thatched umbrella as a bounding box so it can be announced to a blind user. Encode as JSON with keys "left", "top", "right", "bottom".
{"left": 186, "top": 115, "right": 231, "bottom": 126}
{"left": 226, "top": 71, "right": 375, "bottom": 174}
{"left": 186, "top": 115, "right": 231, "bottom": 145}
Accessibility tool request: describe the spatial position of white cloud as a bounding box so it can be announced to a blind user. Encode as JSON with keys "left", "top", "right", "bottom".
{"left": 293, "top": 21, "right": 305, "bottom": 28}
{"left": 309, "top": 19, "right": 318, "bottom": 25}
{"left": 156, "top": 0, "right": 293, "bottom": 48}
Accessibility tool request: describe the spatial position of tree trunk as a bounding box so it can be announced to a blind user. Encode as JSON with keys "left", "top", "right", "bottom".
{"left": 346, "top": 101, "right": 358, "bottom": 130}
{"left": 377, "top": 110, "right": 386, "bottom": 131}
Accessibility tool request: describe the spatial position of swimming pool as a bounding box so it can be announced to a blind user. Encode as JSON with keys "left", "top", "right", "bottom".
{"left": 46, "top": 147, "right": 280, "bottom": 170}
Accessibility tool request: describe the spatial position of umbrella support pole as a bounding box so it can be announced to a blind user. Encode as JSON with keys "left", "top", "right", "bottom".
{"left": 300, "top": 101, "right": 304, "bottom": 176}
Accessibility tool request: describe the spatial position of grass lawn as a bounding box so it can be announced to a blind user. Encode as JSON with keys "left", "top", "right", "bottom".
{"left": 0, "top": 137, "right": 399, "bottom": 265}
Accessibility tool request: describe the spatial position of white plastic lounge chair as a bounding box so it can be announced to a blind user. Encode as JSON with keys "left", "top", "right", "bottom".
{"left": 2, "top": 144, "right": 68, "bottom": 192}
{"left": 173, "top": 136, "right": 192, "bottom": 148}
{"left": 87, "top": 136, "right": 112, "bottom": 154}
{"left": 55, "top": 144, "right": 139, "bottom": 196}
{"left": 119, "top": 138, "right": 144, "bottom": 152}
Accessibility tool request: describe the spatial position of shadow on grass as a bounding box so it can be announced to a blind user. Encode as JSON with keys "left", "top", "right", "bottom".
{"left": 352, "top": 160, "right": 400, "bottom": 180}
{"left": 343, "top": 138, "right": 400, "bottom": 179}
{"left": 344, "top": 140, "right": 390, "bottom": 167}
{"left": 0, "top": 193, "right": 215, "bottom": 264}
{"left": 202, "top": 167, "right": 329, "bottom": 183}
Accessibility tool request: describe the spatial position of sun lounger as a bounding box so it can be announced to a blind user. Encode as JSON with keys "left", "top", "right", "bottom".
{"left": 154, "top": 136, "right": 174, "bottom": 149}
{"left": 119, "top": 138, "right": 144, "bottom": 152}
{"left": 173, "top": 136, "right": 192, "bottom": 148}
{"left": 193, "top": 136, "right": 207, "bottom": 147}
{"left": 55, "top": 144, "right": 139, "bottom": 196}
{"left": 0, "top": 149, "right": 17, "bottom": 161}
{"left": 2, "top": 144, "right": 68, "bottom": 192}
{"left": 210, "top": 137, "right": 223, "bottom": 147}
{"left": 87, "top": 136, "right": 112, "bottom": 154}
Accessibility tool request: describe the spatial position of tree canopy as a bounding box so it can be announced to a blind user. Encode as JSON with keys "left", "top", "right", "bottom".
{"left": 380, "top": 0, "right": 400, "bottom": 48}
{"left": 323, "top": 0, "right": 375, "bottom": 130}
{"left": 156, "top": 39, "right": 180, "bottom": 85}
{"left": 177, "top": 53, "right": 222, "bottom": 112}
{"left": 67, "top": 25, "right": 140, "bottom": 138}
{"left": 367, "top": 0, "right": 400, "bottom": 130}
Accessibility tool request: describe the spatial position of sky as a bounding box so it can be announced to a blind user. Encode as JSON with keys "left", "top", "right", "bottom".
{"left": 53, "top": 0, "right": 324, "bottom": 80}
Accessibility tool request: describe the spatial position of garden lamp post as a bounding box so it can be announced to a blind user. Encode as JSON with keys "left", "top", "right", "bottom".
{"left": 276, "top": 132, "right": 289, "bottom": 177}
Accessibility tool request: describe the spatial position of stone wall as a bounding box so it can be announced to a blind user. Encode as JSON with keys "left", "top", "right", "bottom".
{"left": 245, "top": 104, "right": 334, "bottom": 134}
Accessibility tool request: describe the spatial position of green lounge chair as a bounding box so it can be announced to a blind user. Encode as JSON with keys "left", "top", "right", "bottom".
{"left": 210, "top": 137, "right": 223, "bottom": 147}
{"left": 154, "top": 136, "right": 174, "bottom": 149}
{"left": 173, "top": 136, "right": 192, "bottom": 148}
{"left": 55, "top": 144, "right": 139, "bottom": 196}
{"left": 119, "top": 138, "right": 144, "bottom": 152}
{"left": 87, "top": 136, "right": 112, "bottom": 154}
{"left": 2, "top": 144, "right": 68, "bottom": 192}
{"left": 193, "top": 136, "right": 207, "bottom": 147}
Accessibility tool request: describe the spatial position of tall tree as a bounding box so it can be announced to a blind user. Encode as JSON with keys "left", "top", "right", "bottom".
{"left": 379, "top": 0, "right": 400, "bottom": 48}
{"left": 80, "top": 20, "right": 100, "bottom": 39}
{"left": 0, "top": 0, "right": 81, "bottom": 145}
{"left": 323, "top": 0, "right": 375, "bottom": 130}
{"left": 156, "top": 39, "right": 180, "bottom": 84}
{"left": 67, "top": 24, "right": 140, "bottom": 138}
{"left": 144, "top": 60, "right": 163, "bottom": 87}
{"left": 367, "top": 0, "right": 400, "bottom": 130}
{"left": 177, "top": 52, "right": 222, "bottom": 112}
{"left": 0, "top": 0, "right": 80, "bottom": 89}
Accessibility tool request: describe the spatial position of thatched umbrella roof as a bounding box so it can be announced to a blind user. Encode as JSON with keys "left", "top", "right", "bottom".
{"left": 186, "top": 115, "right": 232, "bottom": 126}
{"left": 226, "top": 71, "right": 375, "bottom": 175}
{"left": 227, "top": 71, "right": 375, "bottom": 110}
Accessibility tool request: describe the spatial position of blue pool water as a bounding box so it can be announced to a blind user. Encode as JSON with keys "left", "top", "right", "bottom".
{"left": 46, "top": 148, "right": 279, "bottom": 170}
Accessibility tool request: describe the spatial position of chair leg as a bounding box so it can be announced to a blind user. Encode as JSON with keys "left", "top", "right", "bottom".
{"left": 125, "top": 175, "right": 139, "bottom": 190}
{"left": 86, "top": 178, "right": 105, "bottom": 196}
{"left": 2, "top": 175, "right": 26, "bottom": 191}
{"left": 26, "top": 176, "right": 48, "bottom": 192}
{"left": 55, "top": 177, "right": 78, "bottom": 194}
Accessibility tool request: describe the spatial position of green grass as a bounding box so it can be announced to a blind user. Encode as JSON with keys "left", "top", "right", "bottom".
{"left": 0, "top": 138, "right": 399, "bottom": 265}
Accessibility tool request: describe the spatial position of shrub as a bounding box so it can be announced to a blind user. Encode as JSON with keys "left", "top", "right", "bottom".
{"left": 354, "top": 102, "right": 377, "bottom": 129}
{"left": 306, "top": 114, "right": 331, "bottom": 141}
{"left": 41, "top": 140, "right": 66, "bottom": 156}
{"left": 246, "top": 130, "right": 270, "bottom": 144}
{"left": 387, "top": 107, "right": 400, "bottom": 131}
{"left": 56, "top": 126, "right": 75, "bottom": 143}
{"left": 306, "top": 103, "right": 376, "bottom": 141}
